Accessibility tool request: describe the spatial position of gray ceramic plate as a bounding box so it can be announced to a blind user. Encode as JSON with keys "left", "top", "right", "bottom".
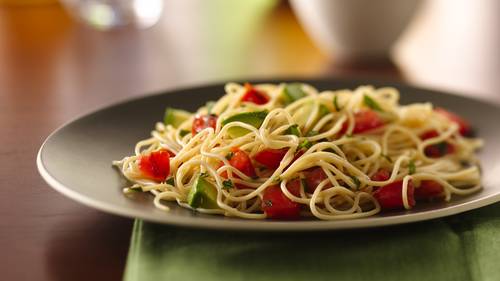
{"left": 37, "top": 79, "right": 500, "bottom": 231}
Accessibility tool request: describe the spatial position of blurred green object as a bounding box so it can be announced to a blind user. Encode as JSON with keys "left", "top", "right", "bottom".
{"left": 60, "top": 0, "right": 164, "bottom": 30}
{"left": 124, "top": 203, "right": 500, "bottom": 281}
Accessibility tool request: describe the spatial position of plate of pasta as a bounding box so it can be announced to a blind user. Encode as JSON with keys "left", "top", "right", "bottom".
{"left": 37, "top": 79, "right": 500, "bottom": 230}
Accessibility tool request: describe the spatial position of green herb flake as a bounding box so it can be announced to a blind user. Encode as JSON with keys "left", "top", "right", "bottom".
{"left": 286, "top": 124, "right": 301, "bottom": 137}
{"left": 299, "top": 139, "right": 313, "bottom": 150}
{"left": 333, "top": 95, "right": 341, "bottom": 111}
{"left": 363, "top": 95, "right": 383, "bottom": 112}
{"left": 306, "top": 130, "right": 319, "bottom": 137}
{"left": 408, "top": 160, "right": 416, "bottom": 175}
{"left": 381, "top": 153, "right": 393, "bottom": 163}
{"left": 225, "top": 152, "right": 234, "bottom": 160}
{"left": 179, "top": 129, "right": 190, "bottom": 137}
{"left": 350, "top": 175, "right": 361, "bottom": 189}
{"left": 166, "top": 178, "right": 175, "bottom": 185}
{"left": 222, "top": 179, "right": 234, "bottom": 190}
{"left": 200, "top": 172, "right": 209, "bottom": 178}
{"left": 301, "top": 178, "right": 309, "bottom": 192}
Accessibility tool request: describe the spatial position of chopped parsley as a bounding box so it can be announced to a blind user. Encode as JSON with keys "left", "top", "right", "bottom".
{"left": 381, "top": 153, "right": 393, "bottom": 163}
{"left": 299, "top": 139, "right": 313, "bottom": 150}
{"left": 222, "top": 179, "right": 234, "bottom": 190}
{"left": 306, "top": 130, "right": 319, "bottom": 137}
{"left": 225, "top": 151, "right": 234, "bottom": 160}
{"left": 350, "top": 175, "right": 361, "bottom": 189}
{"left": 408, "top": 160, "right": 416, "bottom": 175}
{"left": 179, "top": 130, "right": 190, "bottom": 137}
{"left": 286, "top": 124, "right": 301, "bottom": 137}
{"left": 301, "top": 178, "right": 309, "bottom": 192}
{"left": 166, "top": 178, "right": 175, "bottom": 185}
{"left": 363, "top": 95, "right": 383, "bottom": 112}
{"left": 264, "top": 200, "right": 273, "bottom": 207}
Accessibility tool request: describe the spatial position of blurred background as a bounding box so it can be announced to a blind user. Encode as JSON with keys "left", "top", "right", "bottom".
{"left": 0, "top": 0, "right": 499, "bottom": 280}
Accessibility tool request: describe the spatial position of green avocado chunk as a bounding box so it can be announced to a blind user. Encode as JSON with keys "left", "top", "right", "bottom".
{"left": 163, "top": 107, "right": 191, "bottom": 128}
{"left": 222, "top": 111, "right": 268, "bottom": 138}
{"left": 282, "top": 83, "right": 307, "bottom": 104}
{"left": 292, "top": 102, "right": 330, "bottom": 129}
{"left": 187, "top": 175, "right": 219, "bottom": 209}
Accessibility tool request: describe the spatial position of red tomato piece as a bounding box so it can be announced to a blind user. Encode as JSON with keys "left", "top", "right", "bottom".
{"left": 434, "top": 107, "right": 471, "bottom": 136}
{"left": 192, "top": 114, "right": 218, "bottom": 135}
{"left": 371, "top": 169, "right": 391, "bottom": 181}
{"left": 373, "top": 180, "right": 415, "bottom": 210}
{"left": 420, "top": 130, "right": 456, "bottom": 158}
{"left": 303, "top": 167, "right": 331, "bottom": 193}
{"left": 262, "top": 185, "right": 301, "bottom": 219}
{"left": 138, "top": 149, "right": 171, "bottom": 181}
{"left": 286, "top": 178, "right": 302, "bottom": 197}
{"left": 415, "top": 180, "right": 444, "bottom": 201}
{"left": 228, "top": 147, "right": 256, "bottom": 178}
{"left": 241, "top": 83, "right": 269, "bottom": 105}
{"left": 254, "top": 148, "right": 288, "bottom": 170}
{"left": 340, "top": 109, "right": 384, "bottom": 135}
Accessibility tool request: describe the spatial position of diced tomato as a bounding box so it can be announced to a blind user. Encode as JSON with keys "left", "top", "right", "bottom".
{"left": 254, "top": 148, "right": 288, "bottom": 170}
{"left": 241, "top": 83, "right": 269, "bottom": 105}
{"left": 192, "top": 114, "right": 218, "bottom": 135}
{"left": 138, "top": 149, "right": 171, "bottom": 181}
{"left": 303, "top": 167, "right": 331, "bottom": 193}
{"left": 415, "top": 180, "right": 444, "bottom": 200}
{"left": 420, "top": 130, "right": 456, "bottom": 158}
{"left": 420, "top": 129, "right": 439, "bottom": 140}
{"left": 371, "top": 169, "right": 391, "bottom": 181}
{"left": 340, "top": 109, "right": 384, "bottom": 135}
{"left": 286, "top": 178, "right": 302, "bottom": 197}
{"left": 434, "top": 107, "right": 471, "bottom": 136}
{"left": 373, "top": 180, "right": 415, "bottom": 210}
{"left": 227, "top": 147, "right": 256, "bottom": 178}
{"left": 262, "top": 185, "right": 301, "bottom": 219}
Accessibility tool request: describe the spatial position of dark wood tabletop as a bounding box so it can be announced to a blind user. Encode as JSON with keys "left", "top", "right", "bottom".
{"left": 1, "top": 1, "right": 499, "bottom": 280}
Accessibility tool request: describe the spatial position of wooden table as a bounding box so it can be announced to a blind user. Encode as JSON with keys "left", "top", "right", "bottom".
{"left": 1, "top": 1, "right": 498, "bottom": 280}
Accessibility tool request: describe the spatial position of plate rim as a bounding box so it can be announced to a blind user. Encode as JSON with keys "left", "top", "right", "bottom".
{"left": 37, "top": 78, "right": 500, "bottom": 231}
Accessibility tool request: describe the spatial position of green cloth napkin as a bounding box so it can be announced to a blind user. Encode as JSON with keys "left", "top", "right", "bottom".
{"left": 124, "top": 203, "right": 500, "bottom": 281}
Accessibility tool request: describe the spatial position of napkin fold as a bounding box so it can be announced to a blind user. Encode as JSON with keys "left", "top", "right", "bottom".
{"left": 124, "top": 203, "right": 500, "bottom": 281}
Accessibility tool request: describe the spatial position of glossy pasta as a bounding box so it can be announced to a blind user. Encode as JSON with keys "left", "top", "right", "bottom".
{"left": 113, "top": 83, "right": 483, "bottom": 220}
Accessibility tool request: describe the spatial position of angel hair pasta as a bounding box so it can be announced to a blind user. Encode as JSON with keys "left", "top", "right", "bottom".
{"left": 113, "top": 83, "right": 482, "bottom": 220}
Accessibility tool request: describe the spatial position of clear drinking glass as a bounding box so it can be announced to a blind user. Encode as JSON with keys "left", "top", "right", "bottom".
{"left": 61, "top": 0, "right": 163, "bottom": 30}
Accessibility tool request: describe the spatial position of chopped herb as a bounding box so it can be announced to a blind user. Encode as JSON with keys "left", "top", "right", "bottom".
{"left": 333, "top": 95, "right": 341, "bottom": 111}
{"left": 299, "top": 139, "right": 313, "bottom": 150}
{"left": 381, "top": 153, "right": 393, "bottom": 163}
{"left": 225, "top": 151, "right": 234, "bottom": 160}
{"left": 222, "top": 179, "right": 234, "bottom": 190}
{"left": 166, "top": 178, "right": 175, "bottom": 185}
{"left": 200, "top": 172, "right": 209, "bottom": 178}
{"left": 306, "top": 130, "right": 319, "bottom": 137}
{"left": 206, "top": 101, "right": 216, "bottom": 115}
{"left": 301, "top": 178, "right": 309, "bottom": 192}
{"left": 363, "top": 95, "right": 383, "bottom": 112}
{"left": 264, "top": 200, "right": 273, "bottom": 207}
{"left": 350, "top": 175, "right": 361, "bottom": 189}
{"left": 408, "top": 160, "right": 416, "bottom": 175}
{"left": 286, "top": 124, "right": 301, "bottom": 137}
